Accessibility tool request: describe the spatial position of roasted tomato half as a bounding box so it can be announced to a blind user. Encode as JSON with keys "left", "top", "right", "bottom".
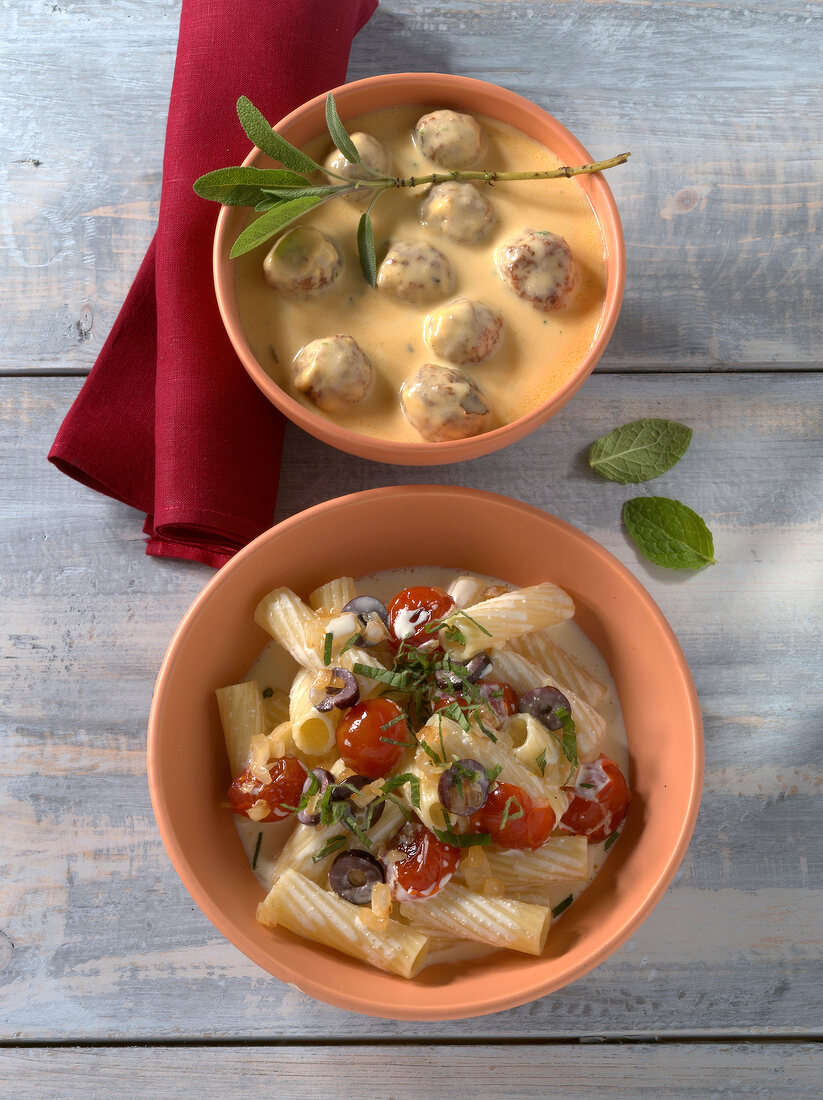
{"left": 559, "top": 754, "right": 630, "bottom": 844}
{"left": 387, "top": 585, "right": 456, "bottom": 647}
{"left": 228, "top": 755, "right": 306, "bottom": 822}
{"left": 336, "top": 698, "right": 413, "bottom": 779}
{"left": 472, "top": 781, "right": 555, "bottom": 849}
{"left": 387, "top": 822, "right": 460, "bottom": 900}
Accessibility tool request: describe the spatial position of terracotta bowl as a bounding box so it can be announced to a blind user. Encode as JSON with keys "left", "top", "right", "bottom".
{"left": 147, "top": 486, "right": 702, "bottom": 1020}
{"left": 213, "top": 73, "right": 625, "bottom": 465}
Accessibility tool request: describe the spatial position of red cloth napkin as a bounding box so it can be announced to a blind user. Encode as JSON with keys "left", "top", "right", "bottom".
{"left": 49, "top": 0, "right": 378, "bottom": 568}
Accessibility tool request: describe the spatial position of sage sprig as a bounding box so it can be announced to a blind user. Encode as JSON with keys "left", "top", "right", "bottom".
{"left": 194, "top": 93, "right": 631, "bottom": 284}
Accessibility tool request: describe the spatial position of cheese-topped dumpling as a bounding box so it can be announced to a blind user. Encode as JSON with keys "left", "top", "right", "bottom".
{"left": 377, "top": 241, "right": 454, "bottom": 304}
{"left": 415, "top": 109, "right": 485, "bottom": 169}
{"left": 424, "top": 299, "right": 503, "bottom": 365}
{"left": 495, "top": 229, "right": 576, "bottom": 312}
{"left": 400, "top": 363, "right": 491, "bottom": 442}
{"left": 420, "top": 182, "right": 496, "bottom": 244}
{"left": 263, "top": 227, "right": 342, "bottom": 297}
{"left": 324, "top": 132, "right": 392, "bottom": 204}
{"left": 292, "top": 335, "right": 374, "bottom": 412}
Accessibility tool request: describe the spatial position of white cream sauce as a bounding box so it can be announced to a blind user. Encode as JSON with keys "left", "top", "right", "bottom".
{"left": 235, "top": 106, "right": 607, "bottom": 443}
{"left": 235, "top": 566, "right": 629, "bottom": 967}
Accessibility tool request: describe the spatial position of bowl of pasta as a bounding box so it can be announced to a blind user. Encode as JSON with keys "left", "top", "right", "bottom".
{"left": 147, "top": 485, "right": 702, "bottom": 1019}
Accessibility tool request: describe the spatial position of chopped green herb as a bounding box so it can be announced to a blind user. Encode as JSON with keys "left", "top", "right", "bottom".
{"left": 499, "top": 796, "right": 524, "bottom": 830}
{"left": 485, "top": 764, "right": 503, "bottom": 783}
{"left": 604, "top": 830, "right": 620, "bottom": 851}
{"left": 432, "top": 827, "right": 493, "bottom": 849}
{"left": 312, "top": 834, "right": 347, "bottom": 863}
{"left": 338, "top": 633, "right": 360, "bottom": 658}
{"left": 552, "top": 894, "right": 574, "bottom": 918}
{"left": 535, "top": 749, "right": 547, "bottom": 777}
{"left": 380, "top": 713, "right": 407, "bottom": 732}
{"left": 252, "top": 831, "right": 263, "bottom": 870}
{"left": 352, "top": 663, "right": 411, "bottom": 690}
{"left": 579, "top": 782, "right": 595, "bottom": 790}
{"left": 419, "top": 739, "right": 445, "bottom": 767}
{"left": 380, "top": 734, "right": 413, "bottom": 747}
{"left": 382, "top": 772, "right": 421, "bottom": 809}
{"left": 261, "top": 687, "right": 274, "bottom": 699}
{"left": 323, "top": 632, "right": 333, "bottom": 666}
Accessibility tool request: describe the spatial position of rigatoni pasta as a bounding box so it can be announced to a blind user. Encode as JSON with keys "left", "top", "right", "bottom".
{"left": 218, "top": 569, "right": 630, "bottom": 977}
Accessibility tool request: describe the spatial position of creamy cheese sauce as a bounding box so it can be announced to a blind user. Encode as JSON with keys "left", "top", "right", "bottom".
{"left": 234, "top": 106, "right": 607, "bottom": 443}
{"left": 234, "top": 566, "right": 628, "bottom": 969}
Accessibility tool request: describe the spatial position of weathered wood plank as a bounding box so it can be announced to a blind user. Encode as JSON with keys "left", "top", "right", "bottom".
{"left": 1, "top": 1043, "right": 822, "bottom": 1098}
{"left": 1, "top": 0, "right": 820, "bottom": 373}
{"left": 0, "top": 373, "right": 820, "bottom": 1039}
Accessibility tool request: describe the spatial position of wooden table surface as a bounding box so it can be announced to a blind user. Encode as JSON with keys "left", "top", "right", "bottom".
{"left": 1, "top": 1, "right": 821, "bottom": 1095}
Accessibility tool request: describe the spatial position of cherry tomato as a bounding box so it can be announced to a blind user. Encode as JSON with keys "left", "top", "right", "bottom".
{"left": 228, "top": 755, "right": 306, "bottom": 822}
{"left": 478, "top": 680, "right": 518, "bottom": 719}
{"left": 386, "top": 585, "right": 456, "bottom": 647}
{"left": 387, "top": 822, "right": 460, "bottom": 900}
{"left": 336, "top": 698, "right": 412, "bottom": 779}
{"left": 559, "top": 754, "right": 630, "bottom": 844}
{"left": 473, "top": 781, "right": 555, "bottom": 849}
{"left": 432, "top": 692, "right": 468, "bottom": 713}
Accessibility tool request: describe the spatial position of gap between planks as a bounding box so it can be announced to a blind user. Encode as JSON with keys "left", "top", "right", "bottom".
{"left": 1, "top": 1034, "right": 821, "bottom": 1050}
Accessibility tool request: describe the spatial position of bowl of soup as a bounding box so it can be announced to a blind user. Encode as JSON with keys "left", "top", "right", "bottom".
{"left": 147, "top": 486, "right": 703, "bottom": 1019}
{"left": 213, "top": 73, "right": 626, "bottom": 465}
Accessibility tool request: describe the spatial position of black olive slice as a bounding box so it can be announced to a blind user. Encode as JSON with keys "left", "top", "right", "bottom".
{"left": 465, "top": 652, "right": 493, "bottom": 682}
{"left": 341, "top": 596, "right": 391, "bottom": 647}
{"left": 438, "top": 757, "right": 490, "bottom": 816}
{"left": 328, "top": 849, "right": 385, "bottom": 905}
{"left": 315, "top": 667, "right": 360, "bottom": 712}
{"left": 297, "top": 767, "right": 335, "bottom": 825}
{"left": 517, "top": 685, "right": 572, "bottom": 731}
{"left": 330, "top": 775, "right": 385, "bottom": 833}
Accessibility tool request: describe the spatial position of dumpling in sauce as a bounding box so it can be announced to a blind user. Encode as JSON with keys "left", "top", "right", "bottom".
{"left": 324, "top": 132, "right": 392, "bottom": 204}
{"left": 495, "top": 229, "right": 576, "bottom": 312}
{"left": 415, "top": 109, "right": 485, "bottom": 169}
{"left": 377, "top": 241, "right": 454, "bottom": 304}
{"left": 400, "top": 363, "right": 491, "bottom": 442}
{"left": 424, "top": 298, "right": 503, "bottom": 365}
{"left": 263, "top": 226, "right": 342, "bottom": 297}
{"left": 420, "top": 182, "right": 496, "bottom": 244}
{"left": 292, "top": 335, "right": 374, "bottom": 412}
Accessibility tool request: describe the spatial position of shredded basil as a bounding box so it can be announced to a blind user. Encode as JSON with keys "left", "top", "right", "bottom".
{"left": 552, "top": 894, "right": 574, "bottom": 918}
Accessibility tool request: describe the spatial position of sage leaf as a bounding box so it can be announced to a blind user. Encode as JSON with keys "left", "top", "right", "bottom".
{"left": 193, "top": 166, "right": 311, "bottom": 205}
{"left": 261, "top": 184, "right": 350, "bottom": 200}
{"left": 325, "top": 92, "right": 361, "bottom": 164}
{"left": 236, "top": 96, "right": 323, "bottom": 174}
{"left": 589, "top": 418, "right": 693, "bottom": 483}
{"left": 357, "top": 209, "right": 377, "bottom": 287}
{"left": 229, "top": 195, "right": 326, "bottom": 259}
{"left": 623, "top": 496, "right": 716, "bottom": 570}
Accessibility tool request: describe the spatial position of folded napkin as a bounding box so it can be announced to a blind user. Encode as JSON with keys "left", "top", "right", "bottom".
{"left": 49, "top": 0, "right": 378, "bottom": 568}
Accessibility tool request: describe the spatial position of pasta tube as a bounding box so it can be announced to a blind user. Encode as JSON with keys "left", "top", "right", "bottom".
{"left": 309, "top": 576, "right": 357, "bottom": 615}
{"left": 441, "top": 583, "right": 575, "bottom": 660}
{"left": 400, "top": 881, "right": 551, "bottom": 956}
{"left": 482, "top": 837, "right": 589, "bottom": 890}
{"left": 289, "top": 668, "right": 337, "bottom": 756}
{"left": 216, "top": 681, "right": 266, "bottom": 776}
{"left": 490, "top": 649, "right": 606, "bottom": 758}
{"left": 510, "top": 630, "right": 606, "bottom": 707}
{"left": 258, "top": 869, "right": 430, "bottom": 978}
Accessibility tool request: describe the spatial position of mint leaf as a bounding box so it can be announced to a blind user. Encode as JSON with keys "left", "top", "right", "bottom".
{"left": 623, "top": 496, "right": 716, "bottom": 570}
{"left": 229, "top": 195, "right": 325, "bottom": 259}
{"left": 236, "top": 96, "right": 323, "bottom": 175}
{"left": 589, "top": 418, "right": 692, "bottom": 483}
{"left": 325, "top": 93, "right": 361, "bottom": 164}
{"left": 193, "top": 166, "right": 311, "bottom": 205}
